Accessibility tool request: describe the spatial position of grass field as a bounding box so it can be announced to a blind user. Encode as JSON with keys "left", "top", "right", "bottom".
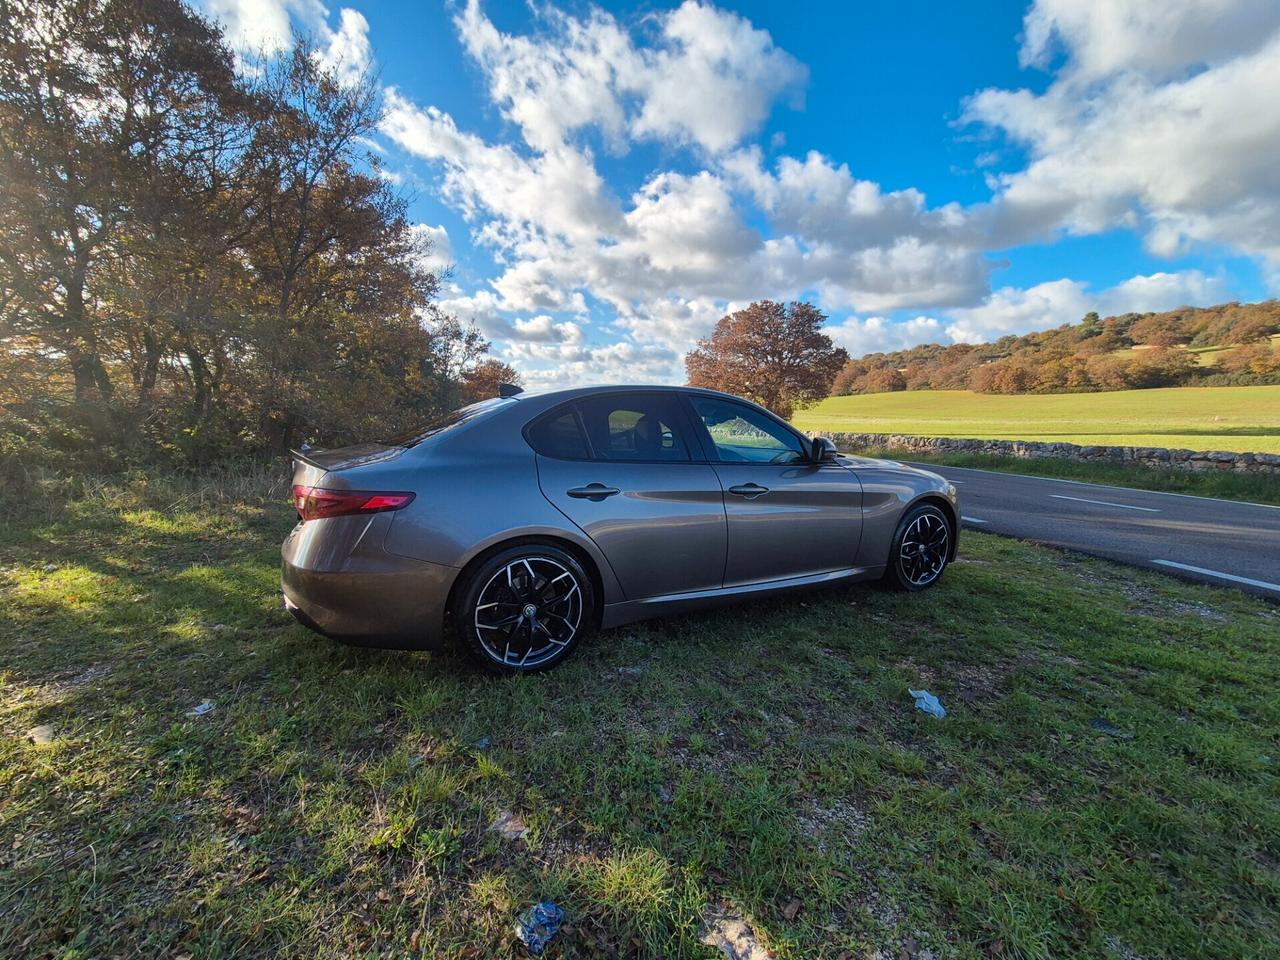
{"left": 2, "top": 471, "right": 1278, "bottom": 959}
{"left": 1113, "top": 334, "right": 1280, "bottom": 368}
{"left": 793, "top": 385, "right": 1280, "bottom": 454}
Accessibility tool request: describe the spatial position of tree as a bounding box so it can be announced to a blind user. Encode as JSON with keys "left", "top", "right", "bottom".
{"left": 864, "top": 364, "right": 906, "bottom": 393}
{"left": 0, "top": 0, "right": 238, "bottom": 409}
{"left": 685, "top": 301, "right": 848, "bottom": 418}
{"left": 0, "top": 0, "right": 486, "bottom": 468}
{"left": 461, "top": 358, "right": 522, "bottom": 404}
{"left": 830, "top": 358, "right": 868, "bottom": 395}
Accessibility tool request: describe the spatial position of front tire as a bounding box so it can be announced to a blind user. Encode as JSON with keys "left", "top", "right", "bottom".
{"left": 453, "top": 544, "right": 595, "bottom": 674}
{"left": 882, "top": 503, "right": 952, "bottom": 591}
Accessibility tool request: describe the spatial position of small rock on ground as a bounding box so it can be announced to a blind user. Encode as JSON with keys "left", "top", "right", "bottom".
{"left": 26, "top": 724, "right": 55, "bottom": 746}
{"left": 489, "top": 810, "right": 528, "bottom": 841}
{"left": 701, "top": 904, "right": 774, "bottom": 960}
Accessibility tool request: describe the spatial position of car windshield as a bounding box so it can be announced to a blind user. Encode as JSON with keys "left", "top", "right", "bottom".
{"left": 380, "top": 397, "right": 509, "bottom": 447}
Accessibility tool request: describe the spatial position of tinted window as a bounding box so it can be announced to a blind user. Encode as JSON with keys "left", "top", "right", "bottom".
{"left": 577, "top": 394, "right": 691, "bottom": 461}
{"left": 527, "top": 407, "right": 590, "bottom": 459}
{"left": 690, "top": 396, "right": 808, "bottom": 464}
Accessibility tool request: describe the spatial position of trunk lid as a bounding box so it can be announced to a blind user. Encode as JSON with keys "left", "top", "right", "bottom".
{"left": 289, "top": 442, "right": 406, "bottom": 490}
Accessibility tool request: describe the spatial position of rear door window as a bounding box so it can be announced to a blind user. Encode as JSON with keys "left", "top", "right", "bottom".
{"left": 576, "top": 394, "right": 692, "bottom": 461}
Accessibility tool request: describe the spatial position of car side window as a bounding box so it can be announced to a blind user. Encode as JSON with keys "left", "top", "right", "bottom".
{"left": 526, "top": 407, "right": 590, "bottom": 459}
{"left": 576, "top": 394, "right": 691, "bottom": 461}
{"left": 690, "top": 396, "right": 809, "bottom": 464}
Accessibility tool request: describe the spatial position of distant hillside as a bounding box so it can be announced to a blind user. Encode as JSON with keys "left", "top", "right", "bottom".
{"left": 831, "top": 301, "right": 1280, "bottom": 395}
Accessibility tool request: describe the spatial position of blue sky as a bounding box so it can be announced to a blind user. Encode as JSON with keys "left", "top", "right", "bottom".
{"left": 199, "top": 0, "right": 1280, "bottom": 386}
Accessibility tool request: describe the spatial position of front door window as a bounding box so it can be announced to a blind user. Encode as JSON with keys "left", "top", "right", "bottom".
{"left": 689, "top": 396, "right": 808, "bottom": 463}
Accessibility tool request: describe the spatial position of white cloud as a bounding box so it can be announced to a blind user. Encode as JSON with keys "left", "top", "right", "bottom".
{"left": 197, "top": 0, "right": 371, "bottom": 85}
{"left": 453, "top": 0, "right": 634, "bottom": 153}
{"left": 944, "top": 269, "right": 1229, "bottom": 344}
{"left": 408, "top": 223, "right": 453, "bottom": 276}
{"left": 198, "top": 0, "right": 323, "bottom": 55}
{"left": 452, "top": 0, "right": 805, "bottom": 155}
{"left": 722, "top": 149, "right": 991, "bottom": 311}
{"left": 967, "top": 0, "right": 1280, "bottom": 266}
{"left": 826, "top": 315, "right": 948, "bottom": 356}
{"left": 502, "top": 340, "right": 681, "bottom": 389}
{"left": 626, "top": 0, "right": 806, "bottom": 153}
{"left": 512, "top": 315, "right": 585, "bottom": 343}
{"left": 381, "top": 92, "right": 622, "bottom": 246}
{"left": 1020, "top": 0, "right": 1280, "bottom": 82}
{"left": 314, "top": 8, "right": 372, "bottom": 86}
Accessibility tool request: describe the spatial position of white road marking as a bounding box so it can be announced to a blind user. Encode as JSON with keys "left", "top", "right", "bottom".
{"left": 961, "top": 516, "right": 988, "bottom": 524}
{"left": 1152, "top": 560, "right": 1280, "bottom": 594}
{"left": 1049, "top": 494, "right": 1160, "bottom": 512}
{"left": 911, "top": 463, "right": 1280, "bottom": 510}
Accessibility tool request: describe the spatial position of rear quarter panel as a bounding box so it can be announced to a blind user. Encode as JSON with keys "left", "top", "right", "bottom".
{"left": 377, "top": 414, "right": 625, "bottom": 603}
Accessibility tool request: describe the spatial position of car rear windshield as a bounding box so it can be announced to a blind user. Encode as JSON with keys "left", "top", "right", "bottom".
{"left": 380, "top": 397, "right": 509, "bottom": 447}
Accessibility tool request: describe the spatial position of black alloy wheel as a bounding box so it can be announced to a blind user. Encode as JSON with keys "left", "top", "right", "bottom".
{"left": 455, "top": 545, "right": 594, "bottom": 673}
{"left": 883, "top": 503, "right": 952, "bottom": 591}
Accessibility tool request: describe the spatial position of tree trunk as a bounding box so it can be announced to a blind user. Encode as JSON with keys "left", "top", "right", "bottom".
{"left": 64, "top": 271, "right": 113, "bottom": 404}
{"left": 139, "top": 328, "right": 161, "bottom": 401}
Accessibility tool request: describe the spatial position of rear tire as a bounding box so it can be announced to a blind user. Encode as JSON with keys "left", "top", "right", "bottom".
{"left": 882, "top": 503, "right": 952, "bottom": 592}
{"left": 452, "top": 544, "right": 595, "bottom": 674}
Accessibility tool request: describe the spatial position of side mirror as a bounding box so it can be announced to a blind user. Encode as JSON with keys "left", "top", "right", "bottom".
{"left": 810, "top": 436, "right": 838, "bottom": 462}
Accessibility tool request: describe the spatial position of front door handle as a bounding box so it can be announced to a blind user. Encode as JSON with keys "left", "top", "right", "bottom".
{"left": 567, "top": 483, "right": 620, "bottom": 501}
{"left": 728, "top": 483, "right": 769, "bottom": 499}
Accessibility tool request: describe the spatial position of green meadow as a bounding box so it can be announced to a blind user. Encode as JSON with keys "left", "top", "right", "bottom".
{"left": 2, "top": 472, "right": 1277, "bottom": 958}
{"left": 793, "top": 385, "right": 1280, "bottom": 453}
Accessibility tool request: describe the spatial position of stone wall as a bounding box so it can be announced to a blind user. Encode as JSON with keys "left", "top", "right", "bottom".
{"left": 814, "top": 432, "right": 1280, "bottom": 476}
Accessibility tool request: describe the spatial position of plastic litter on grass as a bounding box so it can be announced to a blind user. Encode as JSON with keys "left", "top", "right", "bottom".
{"left": 908, "top": 688, "right": 946, "bottom": 718}
{"left": 514, "top": 901, "right": 564, "bottom": 955}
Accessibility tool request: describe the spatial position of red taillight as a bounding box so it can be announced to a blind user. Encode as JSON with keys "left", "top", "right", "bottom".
{"left": 292, "top": 485, "right": 415, "bottom": 521}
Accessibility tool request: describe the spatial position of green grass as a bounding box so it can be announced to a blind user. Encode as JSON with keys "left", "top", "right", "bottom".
{"left": 1187, "top": 334, "right": 1280, "bottom": 368}
{"left": 847, "top": 448, "right": 1280, "bottom": 507}
{"left": 2, "top": 473, "right": 1278, "bottom": 959}
{"left": 793, "top": 385, "right": 1280, "bottom": 453}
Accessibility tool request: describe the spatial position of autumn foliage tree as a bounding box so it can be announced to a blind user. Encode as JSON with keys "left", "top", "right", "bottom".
{"left": 0, "top": 0, "right": 508, "bottom": 471}
{"left": 460, "top": 358, "right": 523, "bottom": 404}
{"left": 828, "top": 301, "right": 1280, "bottom": 397}
{"left": 685, "top": 301, "right": 848, "bottom": 418}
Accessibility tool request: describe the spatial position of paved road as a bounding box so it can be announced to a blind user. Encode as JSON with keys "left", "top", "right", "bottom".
{"left": 902, "top": 463, "right": 1280, "bottom": 600}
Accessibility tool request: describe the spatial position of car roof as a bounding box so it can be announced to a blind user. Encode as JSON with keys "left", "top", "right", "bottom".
{"left": 513, "top": 383, "right": 739, "bottom": 404}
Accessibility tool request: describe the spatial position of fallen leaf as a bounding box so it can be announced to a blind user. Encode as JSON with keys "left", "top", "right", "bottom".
{"left": 782, "top": 898, "right": 802, "bottom": 921}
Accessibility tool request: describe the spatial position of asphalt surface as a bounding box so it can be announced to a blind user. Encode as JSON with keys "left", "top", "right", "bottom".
{"left": 901, "top": 462, "right": 1280, "bottom": 601}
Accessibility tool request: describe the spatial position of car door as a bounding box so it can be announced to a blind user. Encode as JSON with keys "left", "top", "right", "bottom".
{"left": 531, "top": 392, "right": 727, "bottom": 599}
{"left": 685, "top": 394, "right": 863, "bottom": 587}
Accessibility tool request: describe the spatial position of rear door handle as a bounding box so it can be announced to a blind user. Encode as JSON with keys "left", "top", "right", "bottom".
{"left": 567, "top": 483, "right": 620, "bottom": 501}
{"left": 728, "top": 483, "right": 769, "bottom": 499}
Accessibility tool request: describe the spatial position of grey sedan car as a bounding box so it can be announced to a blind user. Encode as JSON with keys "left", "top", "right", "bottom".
{"left": 282, "top": 385, "right": 958, "bottom": 673}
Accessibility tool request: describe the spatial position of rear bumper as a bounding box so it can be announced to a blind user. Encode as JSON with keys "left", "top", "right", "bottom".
{"left": 281, "top": 519, "right": 457, "bottom": 649}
